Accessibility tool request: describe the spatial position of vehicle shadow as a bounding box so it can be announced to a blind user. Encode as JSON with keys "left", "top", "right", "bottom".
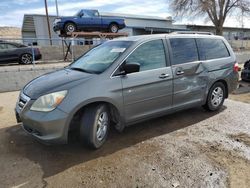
{"left": 4, "top": 106, "right": 226, "bottom": 179}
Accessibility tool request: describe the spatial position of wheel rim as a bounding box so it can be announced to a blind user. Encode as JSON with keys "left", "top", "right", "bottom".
{"left": 111, "top": 25, "right": 118, "bottom": 33}
{"left": 67, "top": 24, "right": 75, "bottom": 32}
{"left": 96, "top": 112, "right": 108, "bottom": 141}
{"left": 21, "top": 54, "right": 32, "bottom": 64}
{"left": 211, "top": 87, "right": 223, "bottom": 107}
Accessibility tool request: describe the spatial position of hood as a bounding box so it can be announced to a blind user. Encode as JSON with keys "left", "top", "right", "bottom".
{"left": 23, "top": 68, "right": 93, "bottom": 99}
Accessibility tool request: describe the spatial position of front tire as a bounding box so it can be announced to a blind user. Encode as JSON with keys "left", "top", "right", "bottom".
{"left": 203, "top": 82, "right": 226, "bottom": 111}
{"left": 80, "top": 104, "right": 110, "bottom": 149}
{"left": 64, "top": 22, "right": 76, "bottom": 33}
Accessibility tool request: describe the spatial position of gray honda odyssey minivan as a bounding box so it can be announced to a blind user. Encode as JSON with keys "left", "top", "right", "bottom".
{"left": 15, "top": 33, "right": 239, "bottom": 149}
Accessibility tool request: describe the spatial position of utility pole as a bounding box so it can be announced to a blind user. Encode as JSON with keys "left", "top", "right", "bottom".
{"left": 55, "top": 0, "right": 59, "bottom": 17}
{"left": 44, "top": 0, "right": 52, "bottom": 45}
{"left": 241, "top": 2, "right": 244, "bottom": 49}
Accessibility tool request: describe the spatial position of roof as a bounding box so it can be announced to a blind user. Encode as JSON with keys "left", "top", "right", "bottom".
{"left": 114, "top": 33, "right": 224, "bottom": 42}
{"left": 0, "top": 40, "right": 26, "bottom": 47}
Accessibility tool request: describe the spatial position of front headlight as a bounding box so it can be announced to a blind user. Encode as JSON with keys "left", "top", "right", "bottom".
{"left": 30, "top": 90, "right": 67, "bottom": 112}
{"left": 54, "top": 18, "right": 61, "bottom": 23}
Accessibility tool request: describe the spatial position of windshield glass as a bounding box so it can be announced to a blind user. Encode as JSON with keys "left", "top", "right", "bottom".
{"left": 70, "top": 41, "right": 132, "bottom": 74}
{"left": 74, "top": 10, "right": 81, "bottom": 16}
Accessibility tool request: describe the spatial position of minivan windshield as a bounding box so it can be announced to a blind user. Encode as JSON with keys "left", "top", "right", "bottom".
{"left": 70, "top": 41, "right": 132, "bottom": 74}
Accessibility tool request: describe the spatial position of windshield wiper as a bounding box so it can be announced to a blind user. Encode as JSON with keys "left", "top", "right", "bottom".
{"left": 69, "top": 67, "right": 99, "bottom": 74}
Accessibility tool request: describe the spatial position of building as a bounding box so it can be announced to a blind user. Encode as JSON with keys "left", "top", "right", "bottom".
{"left": 22, "top": 14, "right": 59, "bottom": 45}
{"left": 21, "top": 13, "right": 186, "bottom": 46}
{"left": 180, "top": 24, "right": 250, "bottom": 40}
{"left": 21, "top": 13, "right": 250, "bottom": 46}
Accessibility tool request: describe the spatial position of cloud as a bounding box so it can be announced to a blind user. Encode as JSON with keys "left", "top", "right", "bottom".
{"left": 0, "top": 0, "right": 249, "bottom": 28}
{"left": 15, "top": 0, "right": 40, "bottom": 5}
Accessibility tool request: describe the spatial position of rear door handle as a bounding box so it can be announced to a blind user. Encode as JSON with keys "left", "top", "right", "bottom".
{"left": 176, "top": 70, "right": 184, "bottom": 75}
{"left": 159, "top": 73, "right": 170, "bottom": 79}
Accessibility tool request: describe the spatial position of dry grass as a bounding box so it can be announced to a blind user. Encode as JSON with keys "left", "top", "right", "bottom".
{"left": 0, "top": 27, "right": 21, "bottom": 39}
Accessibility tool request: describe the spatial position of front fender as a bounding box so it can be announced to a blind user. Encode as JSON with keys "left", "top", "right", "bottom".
{"left": 61, "top": 97, "right": 125, "bottom": 138}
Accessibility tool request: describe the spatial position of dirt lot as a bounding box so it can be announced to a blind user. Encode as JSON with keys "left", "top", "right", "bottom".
{"left": 0, "top": 90, "right": 250, "bottom": 188}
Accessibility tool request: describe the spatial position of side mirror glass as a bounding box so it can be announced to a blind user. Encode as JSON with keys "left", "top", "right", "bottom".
{"left": 79, "top": 12, "right": 84, "bottom": 17}
{"left": 122, "top": 62, "right": 140, "bottom": 74}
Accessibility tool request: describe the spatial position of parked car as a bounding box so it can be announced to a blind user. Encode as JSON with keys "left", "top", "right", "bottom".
{"left": 0, "top": 41, "right": 41, "bottom": 64}
{"left": 241, "top": 59, "right": 250, "bottom": 81}
{"left": 16, "top": 33, "right": 239, "bottom": 149}
{"left": 53, "top": 9, "right": 126, "bottom": 34}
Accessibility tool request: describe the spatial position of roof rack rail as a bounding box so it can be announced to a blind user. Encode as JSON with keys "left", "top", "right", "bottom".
{"left": 171, "top": 31, "right": 214, "bottom": 35}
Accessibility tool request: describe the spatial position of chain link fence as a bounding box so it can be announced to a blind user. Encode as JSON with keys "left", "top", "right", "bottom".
{"left": 0, "top": 37, "right": 110, "bottom": 64}
{"left": 1, "top": 36, "right": 250, "bottom": 65}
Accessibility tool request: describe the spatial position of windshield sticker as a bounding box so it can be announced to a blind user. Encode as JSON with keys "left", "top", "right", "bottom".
{"left": 110, "top": 48, "right": 126, "bottom": 53}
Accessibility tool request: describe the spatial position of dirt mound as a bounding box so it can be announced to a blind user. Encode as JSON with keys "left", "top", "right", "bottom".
{"left": 0, "top": 27, "right": 21, "bottom": 39}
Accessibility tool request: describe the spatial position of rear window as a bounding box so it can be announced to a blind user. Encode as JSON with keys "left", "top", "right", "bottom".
{"left": 170, "top": 38, "right": 199, "bottom": 65}
{"left": 196, "top": 38, "right": 230, "bottom": 60}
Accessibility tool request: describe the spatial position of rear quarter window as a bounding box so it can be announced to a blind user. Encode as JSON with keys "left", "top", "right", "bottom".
{"left": 169, "top": 38, "right": 199, "bottom": 65}
{"left": 196, "top": 38, "right": 230, "bottom": 60}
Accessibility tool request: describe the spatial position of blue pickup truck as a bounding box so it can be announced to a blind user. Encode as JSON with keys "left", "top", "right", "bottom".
{"left": 53, "top": 9, "right": 126, "bottom": 34}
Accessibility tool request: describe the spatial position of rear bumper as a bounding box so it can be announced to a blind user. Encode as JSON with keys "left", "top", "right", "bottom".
{"left": 35, "top": 54, "right": 42, "bottom": 60}
{"left": 119, "top": 23, "right": 126, "bottom": 29}
{"left": 227, "top": 71, "right": 239, "bottom": 94}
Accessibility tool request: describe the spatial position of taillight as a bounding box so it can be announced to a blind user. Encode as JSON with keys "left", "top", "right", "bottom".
{"left": 233, "top": 62, "right": 240, "bottom": 72}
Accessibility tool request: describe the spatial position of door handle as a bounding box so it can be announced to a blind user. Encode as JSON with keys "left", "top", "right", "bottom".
{"left": 176, "top": 70, "right": 184, "bottom": 75}
{"left": 159, "top": 73, "right": 170, "bottom": 79}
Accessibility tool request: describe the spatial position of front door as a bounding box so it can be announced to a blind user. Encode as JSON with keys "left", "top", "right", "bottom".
{"left": 168, "top": 37, "right": 207, "bottom": 109}
{"left": 80, "top": 10, "right": 101, "bottom": 29}
{"left": 121, "top": 39, "right": 173, "bottom": 123}
{"left": 0, "top": 43, "right": 18, "bottom": 62}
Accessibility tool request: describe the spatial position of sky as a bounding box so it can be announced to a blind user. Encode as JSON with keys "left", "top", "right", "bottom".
{"left": 0, "top": 0, "right": 250, "bottom": 28}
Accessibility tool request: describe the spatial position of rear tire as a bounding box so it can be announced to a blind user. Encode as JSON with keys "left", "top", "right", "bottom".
{"left": 203, "top": 82, "right": 226, "bottom": 111}
{"left": 19, "top": 53, "right": 32, "bottom": 64}
{"left": 109, "top": 23, "right": 119, "bottom": 33}
{"left": 80, "top": 104, "right": 110, "bottom": 149}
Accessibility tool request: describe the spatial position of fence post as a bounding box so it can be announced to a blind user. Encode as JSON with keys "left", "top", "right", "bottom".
{"left": 71, "top": 37, "right": 75, "bottom": 62}
{"left": 31, "top": 42, "right": 35, "bottom": 67}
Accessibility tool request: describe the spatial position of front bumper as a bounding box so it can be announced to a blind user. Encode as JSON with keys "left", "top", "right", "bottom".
{"left": 241, "top": 69, "right": 250, "bottom": 81}
{"left": 53, "top": 22, "right": 64, "bottom": 32}
{"left": 15, "top": 93, "right": 69, "bottom": 144}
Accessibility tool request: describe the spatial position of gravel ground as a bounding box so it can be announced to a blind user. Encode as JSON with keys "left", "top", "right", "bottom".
{"left": 0, "top": 91, "right": 249, "bottom": 188}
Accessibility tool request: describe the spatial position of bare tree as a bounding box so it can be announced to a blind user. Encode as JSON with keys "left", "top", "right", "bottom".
{"left": 170, "top": 0, "right": 250, "bottom": 35}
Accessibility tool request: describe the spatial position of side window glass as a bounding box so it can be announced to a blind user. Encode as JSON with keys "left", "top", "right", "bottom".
{"left": 197, "top": 38, "right": 230, "bottom": 60}
{"left": 0, "top": 44, "right": 6, "bottom": 50}
{"left": 6, "top": 44, "right": 16, "bottom": 49}
{"left": 170, "top": 38, "right": 198, "bottom": 65}
{"left": 126, "top": 39, "right": 166, "bottom": 72}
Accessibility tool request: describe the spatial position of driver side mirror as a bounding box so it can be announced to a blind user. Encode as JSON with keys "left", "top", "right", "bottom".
{"left": 79, "top": 12, "right": 84, "bottom": 18}
{"left": 119, "top": 62, "right": 140, "bottom": 75}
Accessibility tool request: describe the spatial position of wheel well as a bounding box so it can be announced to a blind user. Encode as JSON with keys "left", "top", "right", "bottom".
{"left": 20, "top": 53, "right": 32, "bottom": 58}
{"left": 214, "top": 80, "right": 229, "bottom": 98}
{"left": 68, "top": 102, "right": 121, "bottom": 135}
{"left": 109, "top": 22, "right": 118, "bottom": 27}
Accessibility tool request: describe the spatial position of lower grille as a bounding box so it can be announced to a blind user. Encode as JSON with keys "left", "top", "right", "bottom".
{"left": 23, "top": 125, "right": 42, "bottom": 136}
